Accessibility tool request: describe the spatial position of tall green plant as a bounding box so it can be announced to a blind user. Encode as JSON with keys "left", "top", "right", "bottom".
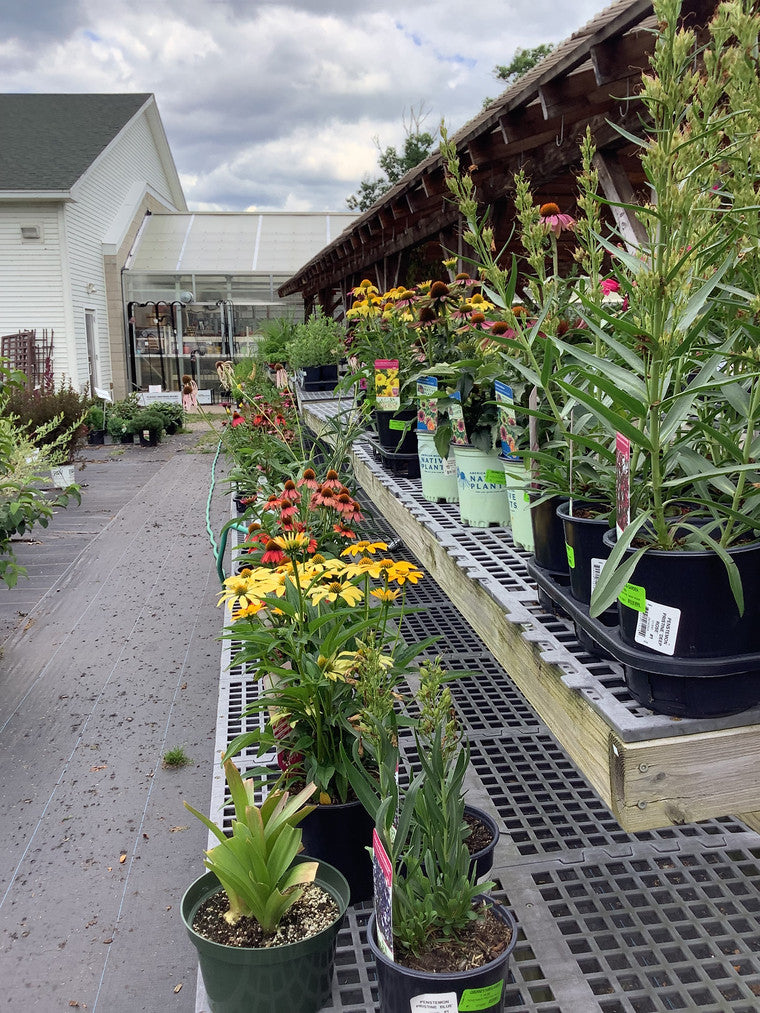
{"left": 185, "top": 761, "right": 318, "bottom": 932}
{"left": 552, "top": 0, "right": 760, "bottom": 614}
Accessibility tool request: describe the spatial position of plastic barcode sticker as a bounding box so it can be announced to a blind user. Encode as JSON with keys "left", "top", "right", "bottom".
{"left": 410, "top": 994, "right": 457, "bottom": 1013}
{"left": 635, "top": 600, "right": 681, "bottom": 656}
{"left": 590, "top": 557, "right": 605, "bottom": 593}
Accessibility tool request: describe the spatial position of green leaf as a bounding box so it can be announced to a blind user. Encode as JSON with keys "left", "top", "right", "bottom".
{"left": 589, "top": 514, "right": 651, "bottom": 617}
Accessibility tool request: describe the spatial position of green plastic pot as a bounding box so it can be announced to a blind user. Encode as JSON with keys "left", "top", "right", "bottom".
{"left": 181, "top": 858, "right": 350, "bottom": 1013}
{"left": 417, "top": 431, "right": 458, "bottom": 503}
{"left": 453, "top": 445, "right": 510, "bottom": 528}
{"left": 501, "top": 456, "right": 534, "bottom": 552}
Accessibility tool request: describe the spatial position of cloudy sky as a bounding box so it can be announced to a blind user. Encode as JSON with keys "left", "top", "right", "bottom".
{"left": 2, "top": 0, "right": 604, "bottom": 212}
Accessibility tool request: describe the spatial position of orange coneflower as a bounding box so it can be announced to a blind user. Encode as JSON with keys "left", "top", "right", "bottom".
{"left": 261, "top": 539, "right": 286, "bottom": 565}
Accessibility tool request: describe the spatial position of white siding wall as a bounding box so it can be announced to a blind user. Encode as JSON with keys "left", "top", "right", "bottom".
{"left": 0, "top": 206, "right": 68, "bottom": 377}
{"left": 63, "top": 112, "right": 179, "bottom": 390}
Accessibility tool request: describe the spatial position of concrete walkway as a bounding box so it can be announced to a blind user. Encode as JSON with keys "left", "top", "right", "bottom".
{"left": 0, "top": 427, "right": 229, "bottom": 1011}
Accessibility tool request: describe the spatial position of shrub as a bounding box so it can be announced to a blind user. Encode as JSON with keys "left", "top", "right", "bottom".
{"left": 2, "top": 380, "right": 89, "bottom": 462}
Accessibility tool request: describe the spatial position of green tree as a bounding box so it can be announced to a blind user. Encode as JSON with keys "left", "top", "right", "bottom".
{"left": 494, "top": 43, "right": 554, "bottom": 86}
{"left": 347, "top": 108, "right": 434, "bottom": 212}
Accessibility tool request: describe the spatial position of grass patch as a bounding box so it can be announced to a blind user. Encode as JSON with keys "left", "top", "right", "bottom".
{"left": 163, "top": 745, "right": 192, "bottom": 768}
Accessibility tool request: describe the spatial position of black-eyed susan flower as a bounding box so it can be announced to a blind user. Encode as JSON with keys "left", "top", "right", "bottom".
{"left": 341, "top": 540, "right": 388, "bottom": 557}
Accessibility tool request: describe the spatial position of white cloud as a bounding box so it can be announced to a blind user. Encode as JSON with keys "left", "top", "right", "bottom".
{"left": 0, "top": 0, "right": 605, "bottom": 210}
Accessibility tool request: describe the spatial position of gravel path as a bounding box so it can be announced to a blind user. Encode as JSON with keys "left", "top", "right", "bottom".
{"left": 0, "top": 427, "right": 228, "bottom": 1011}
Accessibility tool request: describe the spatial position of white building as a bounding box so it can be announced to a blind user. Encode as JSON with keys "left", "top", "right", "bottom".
{"left": 0, "top": 93, "right": 187, "bottom": 397}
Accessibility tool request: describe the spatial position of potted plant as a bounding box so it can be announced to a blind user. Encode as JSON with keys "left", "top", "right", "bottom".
{"left": 151, "top": 400, "right": 184, "bottom": 435}
{"left": 285, "top": 309, "right": 345, "bottom": 391}
{"left": 85, "top": 404, "right": 106, "bottom": 445}
{"left": 433, "top": 340, "right": 511, "bottom": 529}
{"left": 132, "top": 407, "right": 164, "bottom": 447}
{"left": 106, "top": 410, "right": 134, "bottom": 444}
{"left": 182, "top": 760, "right": 349, "bottom": 1013}
{"left": 219, "top": 520, "right": 435, "bottom": 901}
{"left": 351, "top": 657, "right": 517, "bottom": 1011}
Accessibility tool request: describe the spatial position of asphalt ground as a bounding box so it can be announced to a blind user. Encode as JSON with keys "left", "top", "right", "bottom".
{"left": 0, "top": 423, "right": 229, "bottom": 1011}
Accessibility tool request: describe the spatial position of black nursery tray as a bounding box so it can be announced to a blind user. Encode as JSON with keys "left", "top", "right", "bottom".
{"left": 367, "top": 438, "right": 420, "bottom": 479}
{"left": 527, "top": 558, "right": 760, "bottom": 718}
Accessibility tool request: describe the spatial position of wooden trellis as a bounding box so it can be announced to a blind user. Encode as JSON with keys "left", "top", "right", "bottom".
{"left": 1, "top": 329, "right": 54, "bottom": 390}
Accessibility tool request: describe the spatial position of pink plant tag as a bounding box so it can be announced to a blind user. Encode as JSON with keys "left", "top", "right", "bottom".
{"left": 372, "top": 829, "right": 394, "bottom": 959}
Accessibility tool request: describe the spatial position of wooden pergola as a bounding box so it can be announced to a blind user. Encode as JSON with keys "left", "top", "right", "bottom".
{"left": 280, "top": 0, "right": 716, "bottom": 313}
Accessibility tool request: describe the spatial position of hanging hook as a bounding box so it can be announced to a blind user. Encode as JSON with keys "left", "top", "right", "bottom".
{"left": 555, "top": 113, "right": 564, "bottom": 147}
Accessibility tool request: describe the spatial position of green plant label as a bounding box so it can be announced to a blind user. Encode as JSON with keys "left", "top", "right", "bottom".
{"left": 458, "top": 980, "right": 505, "bottom": 1010}
{"left": 565, "top": 543, "right": 575, "bottom": 569}
{"left": 389, "top": 418, "right": 410, "bottom": 432}
{"left": 618, "top": 582, "right": 646, "bottom": 612}
{"left": 484, "top": 469, "right": 506, "bottom": 485}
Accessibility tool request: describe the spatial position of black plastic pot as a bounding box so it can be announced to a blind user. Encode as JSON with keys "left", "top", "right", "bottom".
{"left": 374, "top": 409, "right": 417, "bottom": 455}
{"left": 605, "top": 530, "right": 760, "bottom": 659}
{"left": 530, "top": 494, "right": 569, "bottom": 575}
{"left": 182, "top": 858, "right": 349, "bottom": 1013}
{"left": 527, "top": 557, "right": 760, "bottom": 718}
{"left": 300, "top": 798, "right": 375, "bottom": 903}
{"left": 119, "top": 432, "right": 134, "bottom": 444}
{"left": 367, "top": 900, "right": 518, "bottom": 1013}
{"left": 87, "top": 429, "right": 106, "bottom": 445}
{"left": 302, "top": 364, "right": 338, "bottom": 391}
{"left": 556, "top": 501, "right": 612, "bottom": 605}
{"left": 138, "top": 429, "right": 160, "bottom": 447}
{"left": 465, "top": 804, "right": 499, "bottom": 881}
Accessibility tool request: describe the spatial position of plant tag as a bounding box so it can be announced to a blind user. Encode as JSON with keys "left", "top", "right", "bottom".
{"left": 409, "top": 994, "right": 457, "bottom": 1012}
{"left": 448, "top": 391, "right": 468, "bottom": 445}
{"left": 590, "top": 557, "right": 605, "bottom": 593}
{"left": 417, "top": 376, "right": 438, "bottom": 432}
{"left": 459, "top": 980, "right": 505, "bottom": 1010}
{"left": 484, "top": 469, "right": 506, "bottom": 485}
{"left": 615, "top": 432, "right": 631, "bottom": 537}
{"left": 388, "top": 418, "right": 410, "bottom": 432}
{"left": 565, "top": 543, "right": 575, "bottom": 569}
{"left": 372, "top": 830, "right": 394, "bottom": 960}
{"left": 495, "top": 380, "right": 519, "bottom": 458}
{"left": 618, "top": 582, "right": 646, "bottom": 612}
{"left": 635, "top": 600, "right": 681, "bottom": 655}
{"left": 375, "top": 359, "right": 400, "bottom": 410}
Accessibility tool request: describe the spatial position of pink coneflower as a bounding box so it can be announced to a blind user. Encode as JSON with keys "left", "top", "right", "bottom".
{"left": 230, "top": 411, "right": 245, "bottom": 427}
{"left": 310, "top": 485, "right": 336, "bottom": 508}
{"left": 279, "top": 502, "right": 299, "bottom": 521}
{"left": 539, "top": 202, "right": 576, "bottom": 236}
{"left": 322, "top": 469, "right": 342, "bottom": 491}
{"left": 281, "top": 479, "right": 300, "bottom": 502}
{"left": 297, "top": 467, "right": 320, "bottom": 490}
{"left": 333, "top": 522, "right": 359, "bottom": 539}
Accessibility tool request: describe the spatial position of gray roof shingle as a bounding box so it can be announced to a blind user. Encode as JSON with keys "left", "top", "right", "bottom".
{"left": 0, "top": 93, "right": 152, "bottom": 191}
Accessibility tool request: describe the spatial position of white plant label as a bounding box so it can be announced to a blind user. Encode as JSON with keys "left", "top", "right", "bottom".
{"left": 635, "top": 600, "right": 681, "bottom": 656}
{"left": 590, "top": 557, "right": 605, "bottom": 593}
{"left": 410, "top": 994, "right": 458, "bottom": 1013}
